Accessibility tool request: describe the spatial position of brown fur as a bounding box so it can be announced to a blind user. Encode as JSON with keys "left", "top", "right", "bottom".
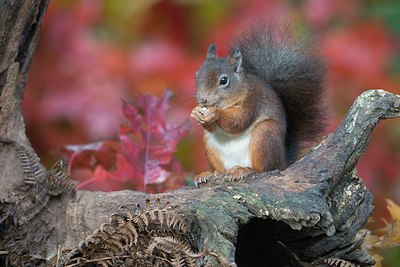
{"left": 194, "top": 80, "right": 286, "bottom": 173}
{"left": 249, "top": 119, "right": 285, "bottom": 171}
{"left": 215, "top": 102, "right": 255, "bottom": 134}
{"left": 202, "top": 122, "right": 217, "bottom": 132}
{"left": 193, "top": 24, "right": 326, "bottom": 175}
{"left": 231, "top": 24, "right": 327, "bottom": 164}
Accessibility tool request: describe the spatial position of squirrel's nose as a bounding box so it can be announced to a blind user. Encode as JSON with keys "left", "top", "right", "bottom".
{"left": 198, "top": 98, "right": 208, "bottom": 105}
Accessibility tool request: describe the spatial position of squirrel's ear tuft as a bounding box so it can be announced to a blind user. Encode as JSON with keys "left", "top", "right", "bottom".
{"left": 230, "top": 48, "right": 242, "bottom": 74}
{"left": 207, "top": 44, "right": 216, "bottom": 58}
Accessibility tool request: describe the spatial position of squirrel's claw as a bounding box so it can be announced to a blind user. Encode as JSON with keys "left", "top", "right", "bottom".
{"left": 191, "top": 106, "right": 205, "bottom": 124}
{"left": 194, "top": 172, "right": 211, "bottom": 187}
{"left": 225, "top": 166, "right": 253, "bottom": 182}
{"left": 191, "top": 106, "right": 218, "bottom": 125}
{"left": 213, "top": 170, "right": 223, "bottom": 178}
{"left": 197, "top": 176, "right": 208, "bottom": 185}
{"left": 194, "top": 168, "right": 252, "bottom": 187}
{"left": 194, "top": 170, "right": 222, "bottom": 187}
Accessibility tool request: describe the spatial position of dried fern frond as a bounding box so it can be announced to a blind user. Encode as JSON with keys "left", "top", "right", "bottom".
{"left": 170, "top": 255, "right": 186, "bottom": 267}
{"left": 44, "top": 158, "right": 76, "bottom": 197}
{"left": 64, "top": 199, "right": 197, "bottom": 267}
{"left": 132, "top": 207, "right": 150, "bottom": 232}
{"left": 111, "top": 215, "right": 138, "bottom": 246}
{"left": 16, "top": 145, "right": 75, "bottom": 199}
{"left": 147, "top": 236, "right": 203, "bottom": 259}
{"left": 15, "top": 145, "right": 45, "bottom": 186}
{"left": 314, "top": 257, "right": 360, "bottom": 267}
{"left": 126, "top": 200, "right": 189, "bottom": 234}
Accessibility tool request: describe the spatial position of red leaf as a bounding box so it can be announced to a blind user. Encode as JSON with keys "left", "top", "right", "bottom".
{"left": 77, "top": 165, "right": 129, "bottom": 192}
{"left": 65, "top": 89, "right": 190, "bottom": 192}
{"left": 63, "top": 141, "right": 120, "bottom": 176}
{"left": 108, "top": 154, "right": 135, "bottom": 183}
{"left": 119, "top": 89, "right": 190, "bottom": 189}
{"left": 121, "top": 101, "right": 141, "bottom": 133}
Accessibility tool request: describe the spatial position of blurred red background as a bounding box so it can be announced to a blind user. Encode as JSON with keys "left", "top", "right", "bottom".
{"left": 24, "top": 0, "right": 400, "bottom": 222}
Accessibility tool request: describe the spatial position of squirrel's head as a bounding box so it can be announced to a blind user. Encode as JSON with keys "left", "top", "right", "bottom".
{"left": 195, "top": 44, "right": 244, "bottom": 108}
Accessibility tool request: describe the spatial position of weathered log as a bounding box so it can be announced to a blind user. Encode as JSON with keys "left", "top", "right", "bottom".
{"left": 1, "top": 1, "right": 400, "bottom": 266}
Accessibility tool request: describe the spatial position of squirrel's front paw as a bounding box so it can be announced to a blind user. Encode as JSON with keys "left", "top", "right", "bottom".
{"left": 190, "top": 106, "right": 203, "bottom": 122}
{"left": 191, "top": 106, "right": 219, "bottom": 125}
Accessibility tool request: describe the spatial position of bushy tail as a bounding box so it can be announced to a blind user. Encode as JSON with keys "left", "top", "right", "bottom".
{"left": 232, "top": 23, "right": 327, "bottom": 164}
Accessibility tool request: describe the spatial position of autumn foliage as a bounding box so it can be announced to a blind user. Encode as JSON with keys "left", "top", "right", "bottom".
{"left": 63, "top": 90, "right": 190, "bottom": 193}
{"left": 364, "top": 199, "right": 400, "bottom": 266}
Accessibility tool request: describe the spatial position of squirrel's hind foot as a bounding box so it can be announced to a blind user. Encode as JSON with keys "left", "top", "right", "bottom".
{"left": 194, "top": 167, "right": 253, "bottom": 187}
{"left": 225, "top": 166, "right": 253, "bottom": 181}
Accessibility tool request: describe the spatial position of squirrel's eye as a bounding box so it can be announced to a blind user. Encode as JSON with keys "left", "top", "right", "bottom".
{"left": 219, "top": 75, "right": 229, "bottom": 86}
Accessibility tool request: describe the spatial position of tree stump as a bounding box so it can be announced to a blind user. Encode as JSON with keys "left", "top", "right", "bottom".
{"left": 1, "top": 1, "right": 399, "bottom": 266}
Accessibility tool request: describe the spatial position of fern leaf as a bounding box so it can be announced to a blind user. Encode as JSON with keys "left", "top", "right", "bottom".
{"left": 15, "top": 145, "right": 45, "bottom": 185}
{"left": 121, "top": 220, "right": 139, "bottom": 245}
{"left": 45, "top": 158, "right": 76, "bottom": 196}
{"left": 324, "top": 258, "right": 360, "bottom": 267}
{"left": 120, "top": 205, "right": 134, "bottom": 220}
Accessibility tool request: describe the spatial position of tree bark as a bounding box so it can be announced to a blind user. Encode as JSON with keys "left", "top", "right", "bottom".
{"left": 1, "top": 1, "right": 400, "bottom": 266}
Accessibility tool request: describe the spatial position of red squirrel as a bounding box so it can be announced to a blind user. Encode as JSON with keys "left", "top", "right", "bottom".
{"left": 191, "top": 24, "right": 327, "bottom": 181}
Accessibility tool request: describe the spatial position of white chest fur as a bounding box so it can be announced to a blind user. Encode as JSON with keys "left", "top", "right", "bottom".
{"left": 205, "top": 127, "right": 252, "bottom": 169}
